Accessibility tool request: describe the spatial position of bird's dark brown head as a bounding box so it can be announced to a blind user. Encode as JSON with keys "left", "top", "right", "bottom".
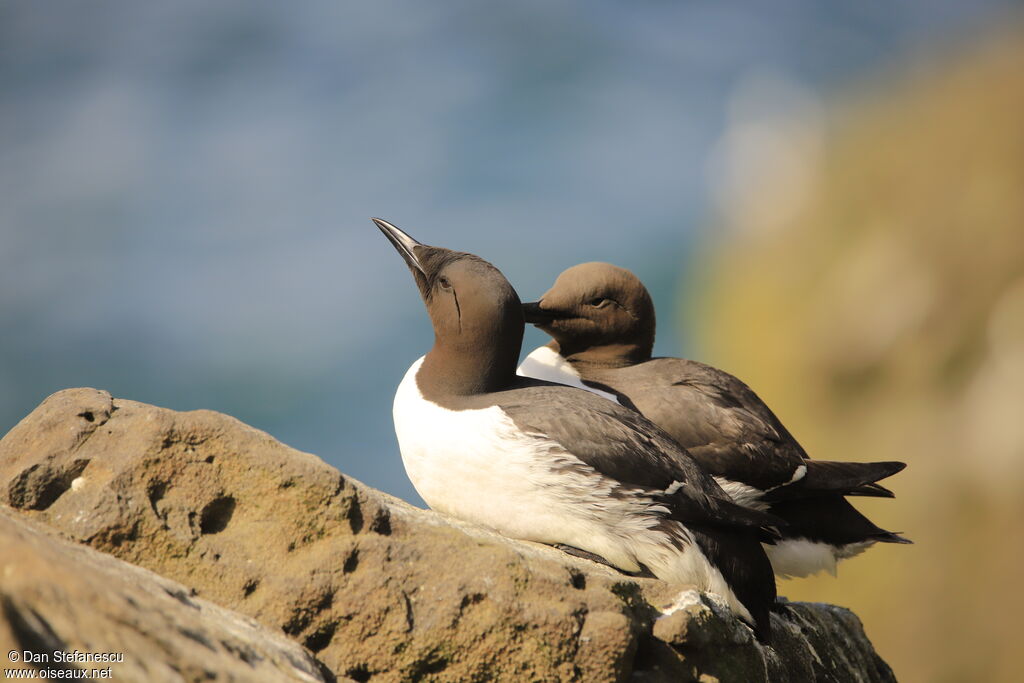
{"left": 374, "top": 218, "right": 524, "bottom": 394}
{"left": 522, "top": 262, "right": 655, "bottom": 365}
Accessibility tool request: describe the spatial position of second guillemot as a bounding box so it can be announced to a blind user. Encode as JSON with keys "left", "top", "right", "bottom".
{"left": 373, "top": 218, "right": 779, "bottom": 640}
{"left": 518, "top": 262, "right": 911, "bottom": 579}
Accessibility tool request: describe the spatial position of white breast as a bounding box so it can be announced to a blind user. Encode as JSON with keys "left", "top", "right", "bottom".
{"left": 394, "top": 357, "right": 637, "bottom": 551}
{"left": 712, "top": 477, "right": 771, "bottom": 511}
{"left": 391, "top": 357, "right": 749, "bottom": 623}
{"left": 516, "top": 346, "right": 621, "bottom": 403}
{"left": 394, "top": 357, "right": 570, "bottom": 543}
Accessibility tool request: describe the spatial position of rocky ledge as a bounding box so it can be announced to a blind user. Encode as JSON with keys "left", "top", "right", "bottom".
{"left": 0, "top": 389, "right": 895, "bottom": 682}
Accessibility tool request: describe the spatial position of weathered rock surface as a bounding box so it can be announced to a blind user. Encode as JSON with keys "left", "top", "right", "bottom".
{"left": 0, "top": 388, "right": 895, "bottom": 682}
{"left": 0, "top": 507, "right": 330, "bottom": 682}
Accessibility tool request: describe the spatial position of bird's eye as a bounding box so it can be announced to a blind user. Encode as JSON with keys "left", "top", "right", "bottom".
{"left": 589, "top": 297, "right": 611, "bottom": 308}
{"left": 438, "top": 276, "right": 452, "bottom": 290}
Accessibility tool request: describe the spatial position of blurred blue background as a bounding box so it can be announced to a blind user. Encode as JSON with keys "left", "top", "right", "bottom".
{"left": 0, "top": 0, "right": 1013, "bottom": 509}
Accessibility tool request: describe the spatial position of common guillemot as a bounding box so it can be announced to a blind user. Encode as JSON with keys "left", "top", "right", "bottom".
{"left": 373, "top": 219, "right": 779, "bottom": 640}
{"left": 518, "top": 262, "right": 911, "bottom": 579}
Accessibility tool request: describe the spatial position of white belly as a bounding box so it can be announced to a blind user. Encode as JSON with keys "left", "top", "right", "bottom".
{"left": 392, "top": 357, "right": 749, "bottom": 623}
{"left": 393, "top": 358, "right": 576, "bottom": 543}
{"left": 516, "top": 346, "right": 621, "bottom": 403}
{"left": 765, "top": 538, "right": 874, "bottom": 579}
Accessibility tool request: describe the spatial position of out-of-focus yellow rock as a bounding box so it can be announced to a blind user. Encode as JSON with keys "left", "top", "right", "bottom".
{"left": 693, "top": 25, "right": 1024, "bottom": 683}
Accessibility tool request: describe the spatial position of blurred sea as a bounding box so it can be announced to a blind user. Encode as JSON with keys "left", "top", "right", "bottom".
{"left": 0, "top": 1, "right": 1013, "bottom": 509}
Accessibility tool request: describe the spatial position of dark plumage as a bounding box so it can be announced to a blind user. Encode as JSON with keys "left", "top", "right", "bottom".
{"left": 519, "top": 262, "right": 910, "bottom": 578}
{"left": 581, "top": 357, "right": 904, "bottom": 497}
{"left": 493, "top": 378, "right": 781, "bottom": 637}
{"left": 375, "top": 220, "right": 779, "bottom": 640}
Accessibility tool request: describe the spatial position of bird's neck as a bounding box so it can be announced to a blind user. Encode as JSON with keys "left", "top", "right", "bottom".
{"left": 419, "top": 336, "right": 521, "bottom": 398}
{"left": 553, "top": 339, "right": 652, "bottom": 370}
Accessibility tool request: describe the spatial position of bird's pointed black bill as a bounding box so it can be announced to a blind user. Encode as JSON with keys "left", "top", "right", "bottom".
{"left": 522, "top": 301, "right": 561, "bottom": 324}
{"left": 372, "top": 217, "right": 426, "bottom": 274}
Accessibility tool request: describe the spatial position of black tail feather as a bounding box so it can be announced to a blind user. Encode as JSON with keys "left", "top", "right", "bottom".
{"left": 709, "top": 495, "right": 787, "bottom": 530}
{"left": 845, "top": 481, "right": 895, "bottom": 498}
{"left": 768, "top": 496, "right": 909, "bottom": 547}
{"left": 773, "top": 460, "right": 906, "bottom": 499}
{"left": 872, "top": 531, "right": 913, "bottom": 544}
{"left": 666, "top": 489, "right": 786, "bottom": 541}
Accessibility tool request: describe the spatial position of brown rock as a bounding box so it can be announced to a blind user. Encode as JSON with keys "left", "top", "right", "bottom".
{"left": 0, "top": 388, "right": 896, "bottom": 682}
{"left": 0, "top": 507, "right": 331, "bottom": 682}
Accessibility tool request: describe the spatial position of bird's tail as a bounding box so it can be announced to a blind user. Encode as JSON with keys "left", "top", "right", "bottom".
{"left": 770, "top": 460, "right": 906, "bottom": 500}
{"left": 769, "top": 495, "right": 912, "bottom": 547}
{"left": 871, "top": 530, "right": 913, "bottom": 544}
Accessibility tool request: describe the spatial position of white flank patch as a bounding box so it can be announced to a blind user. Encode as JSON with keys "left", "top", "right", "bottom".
{"left": 713, "top": 477, "right": 770, "bottom": 512}
{"left": 665, "top": 480, "right": 685, "bottom": 495}
{"left": 516, "top": 346, "right": 621, "bottom": 403}
{"left": 70, "top": 476, "right": 86, "bottom": 492}
{"left": 394, "top": 356, "right": 750, "bottom": 623}
{"left": 784, "top": 464, "right": 807, "bottom": 485}
{"left": 713, "top": 462, "right": 806, "bottom": 511}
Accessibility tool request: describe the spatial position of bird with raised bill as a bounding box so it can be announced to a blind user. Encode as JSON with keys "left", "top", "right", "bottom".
{"left": 373, "top": 219, "right": 780, "bottom": 641}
